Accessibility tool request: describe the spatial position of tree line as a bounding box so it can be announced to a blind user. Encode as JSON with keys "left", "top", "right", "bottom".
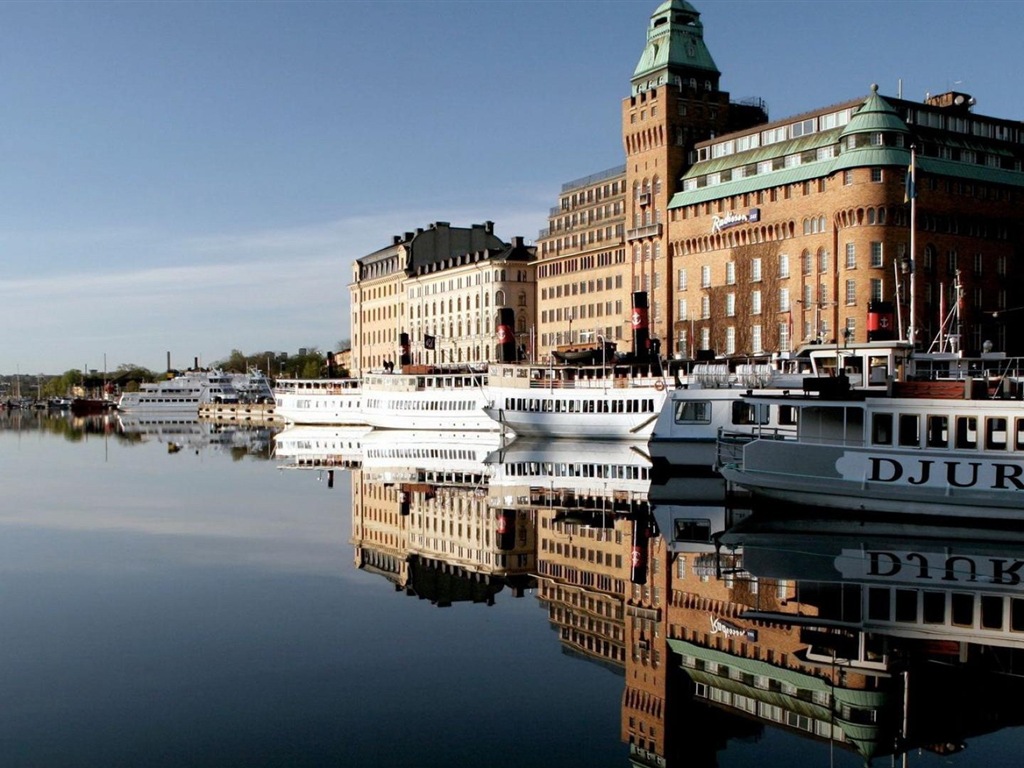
{"left": 7, "top": 341, "right": 351, "bottom": 399}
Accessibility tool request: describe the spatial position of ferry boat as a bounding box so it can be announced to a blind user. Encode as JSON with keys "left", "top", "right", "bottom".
{"left": 360, "top": 366, "right": 497, "bottom": 431}
{"left": 272, "top": 377, "right": 363, "bottom": 425}
{"left": 717, "top": 372, "right": 1024, "bottom": 519}
{"left": 117, "top": 370, "right": 241, "bottom": 413}
{"left": 649, "top": 340, "right": 909, "bottom": 472}
{"left": 483, "top": 290, "right": 669, "bottom": 440}
{"left": 483, "top": 359, "right": 668, "bottom": 440}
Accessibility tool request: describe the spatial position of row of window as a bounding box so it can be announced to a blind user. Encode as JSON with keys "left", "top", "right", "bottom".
{"left": 873, "top": 412, "right": 1024, "bottom": 452}
{"left": 501, "top": 396, "right": 657, "bottom": 415}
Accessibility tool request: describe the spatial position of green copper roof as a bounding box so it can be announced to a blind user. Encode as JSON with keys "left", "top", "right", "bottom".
{"left": 632, "top": 0, "right": 719, "bottom": 86}
{"left": 840, "top": 85, "right": 911, "bottom": 139}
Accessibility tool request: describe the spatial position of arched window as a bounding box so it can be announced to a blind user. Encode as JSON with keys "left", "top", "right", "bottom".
{"left": 495, "top": 290, "right": 506, "bottom": 306}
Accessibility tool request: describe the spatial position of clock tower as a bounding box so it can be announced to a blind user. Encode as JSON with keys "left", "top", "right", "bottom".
{"left": 623, "top": 1, "right": 767, "bottom": 356}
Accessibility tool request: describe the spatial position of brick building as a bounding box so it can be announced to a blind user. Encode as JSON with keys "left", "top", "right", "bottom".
{"left": 535, "top": 0, "right": 1024, "bottom": 359}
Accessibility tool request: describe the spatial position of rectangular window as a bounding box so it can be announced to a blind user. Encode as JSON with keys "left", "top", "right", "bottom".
{"left": 779, "top": 287, "right": 790, "bottom": 312}
{"left": 726, "top": 293, "right": 736, "bottom": 317}
{"left": 872, "top": 413, "right": 893, "bottom": 445}
{"left": 778, "top": 322, "right": 791, "bottom": 353}
{"left": 751, "top": 290, "right": 762, "bottom": 315}
{"left": 870, "top": 278, "right": 883, "bottom": 302}
{"left": 779, "top": 254, "right": 790, "bottom": 278}
{"left": 871, "top": 168, "right": 883, "bottom": 183}
{"left": 871, "top": 242, "right": 884, "bottom": 267}
{"left": 846, "top": 279, "right": 857, "bottom": 305}
{"left": 751, "top": 258, "right": 762, "bottom": 282}
{"left": 701, "top": 265, "right": 711, "bottom": 288}
{"left": 987, "top": 417, "right": 1008, "bottom": 450}
{"left": 678, "top": 268, "right": 688, "bottom": 291}
{"left": 846, "top": 243, "right": 856, "bottom": 269}
{"left": 899, "top": 414, "right": 920, "bottom": 446}
{"left": 726, "top": 262, "right": 736, "bottom": 285}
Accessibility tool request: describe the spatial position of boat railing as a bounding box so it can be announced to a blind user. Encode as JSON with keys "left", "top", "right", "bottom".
{"left": 274, "top": 379, "right": 361, "bottom": 395}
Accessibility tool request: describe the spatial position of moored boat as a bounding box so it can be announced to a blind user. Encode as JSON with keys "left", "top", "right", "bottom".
{"left": 117, "top": 370, "right": 241, "bottom": 413}
{"left": 649, "top": 340, "right": 911, "bottom": 473}
{"left": 717, "top": 372, "right": 1024, "bottom": 519}
{"left": 360, "top": 365, "right": 496, "bottom": 431}
{"left": 272, "top": 377, "right": 364, "bottom": 426}
{"left": 484, "top": 360, "right": 667, "bottom": 439}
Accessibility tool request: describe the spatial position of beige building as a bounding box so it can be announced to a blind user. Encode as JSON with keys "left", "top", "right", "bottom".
{"left": 349, "top": 221, "right": 536, "bottom": 377}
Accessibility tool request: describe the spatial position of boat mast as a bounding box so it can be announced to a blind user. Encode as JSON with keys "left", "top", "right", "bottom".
{"left": 907, "top": 145, "right": 918, "bottom": 347}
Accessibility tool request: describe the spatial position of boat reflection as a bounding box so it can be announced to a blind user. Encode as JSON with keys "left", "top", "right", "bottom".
{"left": 117, "top": 414, "right": 274, "bottom": 457}
{"left": 301, "top": 427, "right": 1024, "bottom": 764}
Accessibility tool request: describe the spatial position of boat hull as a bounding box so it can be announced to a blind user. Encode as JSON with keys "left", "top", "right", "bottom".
{"left": 721, "top": 439, "right": 1024, "bottom": 519}
{"left": 273, "top": 382, "right": 364, "bottom": 426}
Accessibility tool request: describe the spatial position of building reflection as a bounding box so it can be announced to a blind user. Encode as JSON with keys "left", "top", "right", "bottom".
{"left": 351, "top": 430, "right": 534, "bottom": 607}
{"left": 302, "top": 428, "right": 1024, "bottom": 764}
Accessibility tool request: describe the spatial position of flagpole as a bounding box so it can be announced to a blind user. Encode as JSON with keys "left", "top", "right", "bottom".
{"left": 907, "top": 145, "right": 917, "bottom": 347}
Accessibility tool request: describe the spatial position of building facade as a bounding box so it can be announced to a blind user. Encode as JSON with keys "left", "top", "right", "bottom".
{"left": 668, "top": 86, "right": 1024, "bottom": 357}
{"left": 535, "top": 0, "right": 1024, "bottom": 359}
{"left": 349, "top": 221, "right": 536, "bottom": 376}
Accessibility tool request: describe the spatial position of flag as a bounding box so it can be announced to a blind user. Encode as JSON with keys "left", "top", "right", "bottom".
{"left": 423, "top": 334, "right": 436, "bottom": 351}
{"left": 904, "top": 158, "right": 916, "bottom": 203}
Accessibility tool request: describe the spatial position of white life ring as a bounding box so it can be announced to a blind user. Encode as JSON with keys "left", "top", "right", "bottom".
{"left": 654, "top": 379, "right": 665, "bottom": 391}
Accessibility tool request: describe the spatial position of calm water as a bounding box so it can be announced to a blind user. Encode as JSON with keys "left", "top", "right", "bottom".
{"left": 2, "top": 411, "right": 1023, "bottom": 767}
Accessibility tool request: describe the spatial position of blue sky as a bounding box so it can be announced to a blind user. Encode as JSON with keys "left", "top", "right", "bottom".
{"left": 2, "top": 0, "right": 1022, "bottom": 375}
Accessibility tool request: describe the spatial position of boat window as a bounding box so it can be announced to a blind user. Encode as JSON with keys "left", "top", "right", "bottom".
{"left": 898, "top": 414, "right": 920, "bottom": 447}
{"left": 673, "top": 519, "right": 712, "bottom": 543}
{"left": 895, "top": 589, "right": 917, "bottom": 622}
{"left": 731, "top": 401, "right": 760, "bottom": 425}
{"left": 674, "top": 400, "right": 711, "bottom": 424}
{"left": 951, "top": 593, "right": 975, "bottom": 627}
{"left": 926, "top": 415, "right": 948, "bottom": 448}
{"left": 1012, "top": 599, "right": 1024, "bottom": 633}
{"left": 1016, "top": 419, "right": 1024, "bottom": 451}
{"left": 987, "top": 417, "right": 1008, "bottom": 450}
{"left": 867, "top": 587, "right": 891, "bottom": 621}
{"left": 955, "top": 416, "right": 978, "bottom": 449}
{"left": 922, "top": 591, "right": 946, "bottom": 624}
{"left": 871, "top": 413, "right": 893, "bottom": 445}
{"left": 778, "top": 405, "right": 798, "bottom": 426}
{"left": 981, "top": 595, "right": 1005, "bottom": 630}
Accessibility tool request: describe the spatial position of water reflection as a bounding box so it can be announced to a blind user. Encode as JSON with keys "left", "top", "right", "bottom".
{"left": 272, "top": 426, "right": 1024, "bottom": 766}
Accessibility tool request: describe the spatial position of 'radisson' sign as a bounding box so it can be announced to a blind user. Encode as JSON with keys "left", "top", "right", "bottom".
{"left": 711, "top": 208, "right": 760, "bottom": 234}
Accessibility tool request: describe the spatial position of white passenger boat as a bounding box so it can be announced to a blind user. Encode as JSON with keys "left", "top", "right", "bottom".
{"left": 717, "top": 375, "right": 1024, "bottom": 519}
{"left": 117, "top": 370, "right": 241, "bottom": 412}
{"left": 648, "top": 341, "right": 911, "bottom": 473}
{"left": 273, "top": 378, "right": 363, "bottom": 425}
{"left": 360, "top": 366, "right": 497, "bottom": 431}
{"left": 483, "top": 361, "right": 668, "bottom": 439}
{"left": 230, "top": 369, "right": 275, "bottom": 404}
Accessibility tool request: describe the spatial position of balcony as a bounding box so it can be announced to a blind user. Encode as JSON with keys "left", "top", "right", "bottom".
{"left": 626, "top": 223, "right": 662, "bottom": 242}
